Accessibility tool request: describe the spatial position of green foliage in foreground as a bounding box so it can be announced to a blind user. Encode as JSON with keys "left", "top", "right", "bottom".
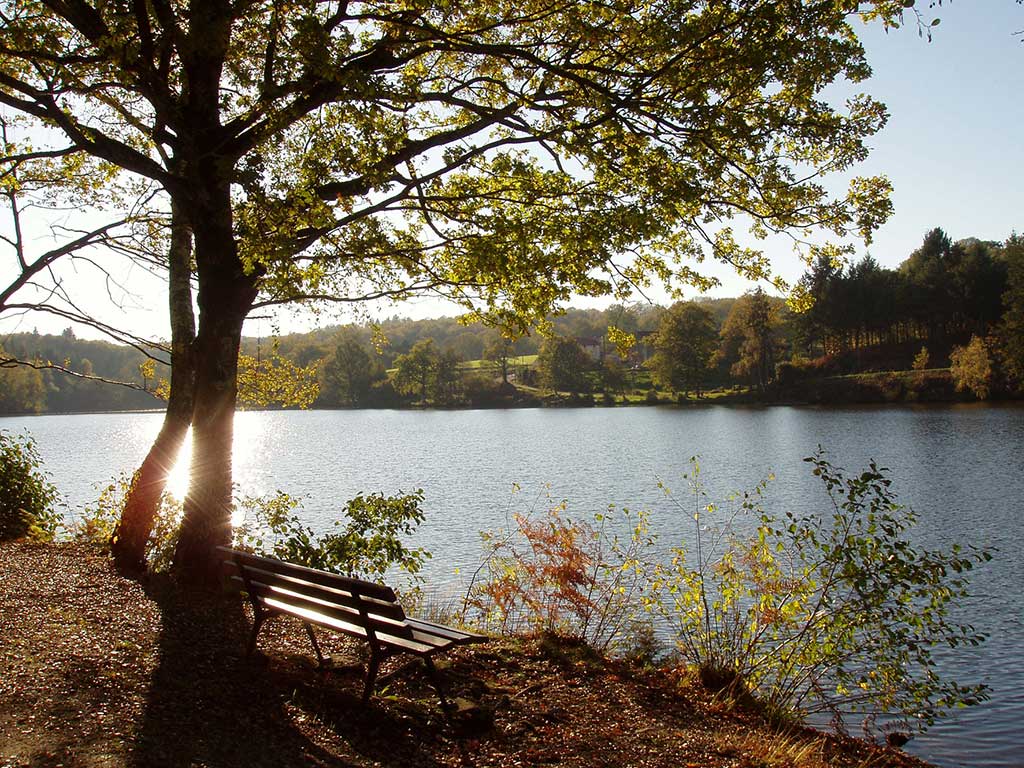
{"left": 468, "top": 453, "right": 991, "bottom": 733}
{"left": 68, "top": 475, "right": 430, "bottom": 582}
{"left": 70, "top": 473, "right": 183, "bottom": 572}
{"left": 651, "top": 452, "right": 990, "bottom": 731}
{"left": 0, "top": 430, "right": 61, "bottom": 541}
{"left": 235, "top": 490, "right": 430, "bottom": 582}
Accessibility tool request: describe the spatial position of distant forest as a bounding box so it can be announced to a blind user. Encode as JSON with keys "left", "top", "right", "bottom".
{"left": 0, "top": 329, "right": 165, "bottom": 414}
{"left": 1, "top": 227, "right": 1021, "bottom": 413}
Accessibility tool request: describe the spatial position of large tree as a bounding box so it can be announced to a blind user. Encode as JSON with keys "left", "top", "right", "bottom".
{"left": 719, "top": 288, "right": 784, "bottom": 394}
{"left": 320, "top": 328, "right": 380, "bottom": 406}
{"left": 537, "top": 334, "right": 590, "bottom": 394}
{"left": 650, "top": 301, "right": 718, "bottom": 397}
{"left": 391, "top": 338, "right": 438, "bottom": 404}
{"left": 1, "top": 0, "right": 906, "bottom": 585}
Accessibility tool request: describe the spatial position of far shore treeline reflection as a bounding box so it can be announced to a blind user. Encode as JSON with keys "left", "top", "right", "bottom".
{"left": 2, "top": 227, "right": 1022, "bottom": 414}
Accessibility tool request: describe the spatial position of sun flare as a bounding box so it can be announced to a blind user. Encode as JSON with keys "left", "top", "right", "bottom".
{"left": 165, "top": 429, "right": 192, "bottom": 502}
{"left": 162, "top": 416, "right": 264, "bottom": 527}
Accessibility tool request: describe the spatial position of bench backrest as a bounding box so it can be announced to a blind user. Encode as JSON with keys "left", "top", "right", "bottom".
{"left": 218, "top": 547, "right": 413, "bottom": 645}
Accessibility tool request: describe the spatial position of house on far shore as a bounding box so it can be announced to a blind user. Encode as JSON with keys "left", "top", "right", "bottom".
{"left": 577, "top": 336, "right": 604, "bottom": 361}
{"left": 575, "top": 330, "right": 657, "bottom": 367}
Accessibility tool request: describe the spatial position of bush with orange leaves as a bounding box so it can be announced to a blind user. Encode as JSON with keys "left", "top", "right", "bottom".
{"left": 463, "top": 500, "right": 654, "bottom": 654}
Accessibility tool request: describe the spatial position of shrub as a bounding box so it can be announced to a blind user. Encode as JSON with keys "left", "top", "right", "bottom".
{"left": 618, "top": 619, "right": 661, "bottom": 668}
{"left": 775, "top": 356, "right": 815, "bottom": 387}
{"left": 69, "top": 478, "right": 429, "bottom": 580}
{"left": 365, "top": 378, "right": 402, "bottom": 407}
{"left": 912, "top": 346, "right": 930, "bottom": 371}
{"left": 651, "top": 453, "right": 990, "bottom": 731}
{"left": 465, "top": 501, "right": 654, "bottom": 654}
{"left": 234, "top": 489, "right": 430, "bottom": 582}
{"left": 71, "top": 473, "right": 182, "bottom": 570}
{"left": 0, "top": 430, "right": 61, "bottom": 541}
{"left": 462, "top": 372, "right": 503, "bottom": 406}
{"left": 950, "top": 335, "right": 993, "bottom": 399}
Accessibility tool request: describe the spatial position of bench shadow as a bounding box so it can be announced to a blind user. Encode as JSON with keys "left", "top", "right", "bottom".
{"left": 132, "top": 577, "right": 448, "bottom": 768}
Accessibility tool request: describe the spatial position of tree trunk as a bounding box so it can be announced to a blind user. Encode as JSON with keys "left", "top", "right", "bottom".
{"left": 172, "top": 184, "right": 259, "bottom": 588}
{"left": 172, "top": 309, "right": 247, "bottom": 586}
{"left": 112, "top": 405, "right": 191, "bottom": 570}
{"left": 111, "top": 202, "right": 196, "bottom": 571}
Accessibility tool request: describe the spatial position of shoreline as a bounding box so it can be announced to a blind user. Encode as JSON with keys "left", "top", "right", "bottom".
{"left": 2, "top": 393, "right": 1020, "bottom": 418}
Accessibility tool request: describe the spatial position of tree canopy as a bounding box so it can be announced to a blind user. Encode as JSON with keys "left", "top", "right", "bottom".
{"left": 392, "top": 338, "right": 439, "bottom": 404}
{"left": 0, "top": 1, "right": 904, "bottom": 313}
{"left": 650, "top": 302, "right": 718, "bottom": 397}
{"left": 0, "top": 0, "right": 912, "bottom": 583}
{"left": 536, "top": 334, "right": 590, "bottom": 394}
{"left": 794, "top": 229, "right": 1013, "bottom": 357}
{"left": 999, "top": 235, "right": 1024, "bottom": 386}
{"left": 719, "top": 288, "right": 784, "bottom": 393}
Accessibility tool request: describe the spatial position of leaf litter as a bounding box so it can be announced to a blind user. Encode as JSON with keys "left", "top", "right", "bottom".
{"left": 0, "top": 542, "right": 931, "bottom": 768}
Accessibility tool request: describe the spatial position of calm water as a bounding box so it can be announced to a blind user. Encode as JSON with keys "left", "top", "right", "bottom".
{"left": 3, "top": 405, "right": 1022, "bottom": 768}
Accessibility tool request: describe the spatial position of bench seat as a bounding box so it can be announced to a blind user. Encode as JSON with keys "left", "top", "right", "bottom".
{"left": 218, "top": 547, "right": 487, "bottom": 709}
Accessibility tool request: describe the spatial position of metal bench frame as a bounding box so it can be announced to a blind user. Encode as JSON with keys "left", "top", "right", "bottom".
{"left": 219, "top": 547, "right": 487, "bottom": 710}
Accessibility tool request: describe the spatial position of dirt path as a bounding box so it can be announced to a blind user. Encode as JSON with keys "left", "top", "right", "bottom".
{"left": 0, "top": 543, "right": 927, "bottom": 768}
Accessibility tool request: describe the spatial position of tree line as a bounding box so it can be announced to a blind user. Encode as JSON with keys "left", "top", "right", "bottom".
{"left": 649, "top": 229, "right": 1024, "bottom": 399}
{"left": 4, "top": 227, "right": 1021, "bottom": 414}
{"left": 789, "top": 229, "right": 1024, "bottom": 397}
{"left": 277, "top": 227, "right": 1024, "bottom": 404}
{"left": 795, "top": 229, "right": 1015, "bottom": 357}
{"left": 362, "top": 227, "right": 1024, "bottom": 402}
{"left": 0, "top": 328, "right": 164, "bottom": 414}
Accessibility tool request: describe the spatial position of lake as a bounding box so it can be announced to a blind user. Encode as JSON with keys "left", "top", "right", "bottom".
{"left": 3, "top": 404, "right": 1022, "bottom": 768}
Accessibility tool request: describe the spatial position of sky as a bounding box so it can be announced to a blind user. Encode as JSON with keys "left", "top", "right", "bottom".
{"left": 2, "top": 3, "right": 1021, "bottom": 344}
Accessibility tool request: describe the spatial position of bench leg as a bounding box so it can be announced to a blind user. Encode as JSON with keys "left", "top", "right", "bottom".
{"left": 247, "top": 607, "right": 268, "bottom": 657}
{"left": 304, "top": 622, "right": 325, "bottom": 667}
{"left": 423, "top": 656, "right": 453, "bottom": 716}
{"left": 363, "top": 649, "right": 382, "bottom": 703}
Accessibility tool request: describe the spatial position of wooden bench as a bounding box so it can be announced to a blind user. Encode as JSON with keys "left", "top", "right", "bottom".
{"left": 218, "top": 547, "right": 488, "bottom": 710}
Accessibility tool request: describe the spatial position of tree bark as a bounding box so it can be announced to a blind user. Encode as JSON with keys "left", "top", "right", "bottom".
{"left": 111, "top": 202, "right": 196, "bottom": 572}
{"left": 171, "top": 179, "right": 259, "bottom": 588}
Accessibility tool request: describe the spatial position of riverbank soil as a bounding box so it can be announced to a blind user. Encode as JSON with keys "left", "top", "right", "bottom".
{"left": 0, "top": 542, "right": 931, "bottom": 768}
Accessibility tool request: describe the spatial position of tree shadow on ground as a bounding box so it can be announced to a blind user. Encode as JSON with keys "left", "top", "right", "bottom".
{"left": 132, "top": 577, "right": 448, "bottom": 768}
{"left": 1, "top": 654, "right": 143, "bottom": 768}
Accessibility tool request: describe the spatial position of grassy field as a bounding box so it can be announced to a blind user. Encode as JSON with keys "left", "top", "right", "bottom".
{"left": 459, "top": 355, "right": 538, "bottom": 371}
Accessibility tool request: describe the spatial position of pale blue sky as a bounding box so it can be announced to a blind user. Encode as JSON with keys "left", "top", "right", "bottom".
{"left": 845, "top": 3, "right": 1022, "bottom": 266}
{"left": 3, "top": 4, "right": 1021, "bottom": 341}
